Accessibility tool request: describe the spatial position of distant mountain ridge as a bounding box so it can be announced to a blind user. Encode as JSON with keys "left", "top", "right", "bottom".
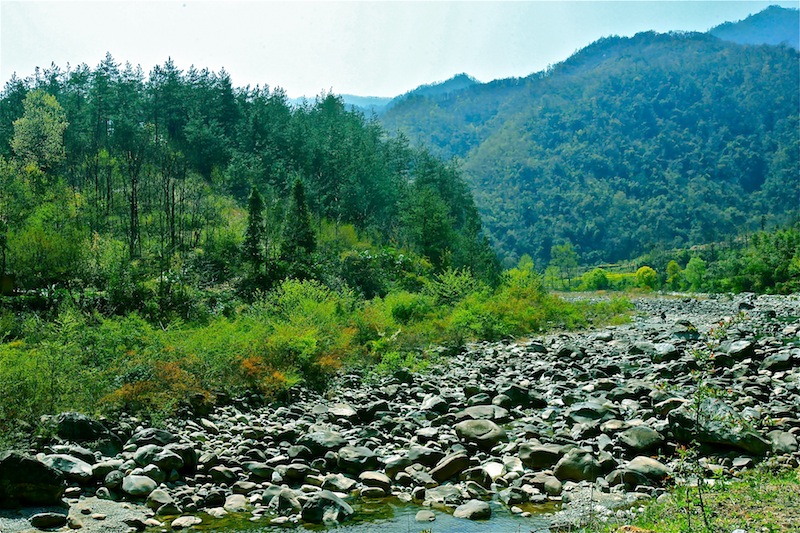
{"left": 375, "top": 13, "right": 799, "bottom": 266}
{"left": 710, "top": 5, "right": 799, "bottom": 49}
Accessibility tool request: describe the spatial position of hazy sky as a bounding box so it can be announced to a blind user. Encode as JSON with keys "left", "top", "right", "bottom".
{"left": 2, "top": 1, "right": 798, "bottom": 98}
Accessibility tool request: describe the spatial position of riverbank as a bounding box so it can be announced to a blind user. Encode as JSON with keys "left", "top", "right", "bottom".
{"left": 1, "top": 292, "right": 798, "bottom": 532}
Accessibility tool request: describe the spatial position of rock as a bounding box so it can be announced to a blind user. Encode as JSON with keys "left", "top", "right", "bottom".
{"left": 554, "top": 448, "right": 601, "bottom": 482}
{"left": 300, "top": 490, "right": 354, "bottom": 524}
{"left": 133, "top": 444, "right": 184, "bottom": 471}
{"left": 146, "top": 488, "right": 173, "bottom": 510}
{"left": 761, "top": 352, "right": 795, "bottom": 372}
{"left": 0, "top": 451, "right": 65, "bottom": 507}
{"left": 624, "top": 456, "right": 671, "bottom": 483}
{"left": 518, "top": 443, "right": 562, "bottom": 469}
{"left": 171, "top": 515, "right": 202, "bottom": 529}
{"left": 323, "top": 473, "right": 357, "bottom": 492}
{"left": 619, "top": 426, "right": 664, "bottom": 452}
{"left": 40, "top": 454, "right": 94, "bottom": 483}
{"left": 720, "top": 340, "right": 756, "bottom": 360}
{"left": 454, "top": 419, "right": 507, "bottom": 450}
{"left": 54, "top": 412, "right": 112, "bottom": 442}
{"left": 566, "top": 401, "right": 617, "bottom": 424}
{"left": 360, "top": 486, "right": 388, "bottom": 498}
{"left": 300, "top": 431, "right": 348, "bottom": 456}
{"left": 30, "top": 512, "right": 68, "bottom": 529}
{"left": 421, "top": 394, "right": 449, "bottom": 413}
{"left": 430, "top": 452, "right": 471, "bottom": 482}
{"left": 209, "top": 465, "right": 238, "bottom": 484}
{"left": 424, "top": 484, "right": 462, "bottom": 505}
{"left": 453, "top": 405, "right": 510, "bottom": 423}
{"left": 128, "top": 428, "right": 179, "bottom": 447}
{"left": 453, "top": 499, "right": 492, "bottom": 520}
{"left": 767, "top": 430, "right": 798, "bottom": 454}
{"left": 337, "top": 446, "right": 378, "bottom": 474}
{"left": 407, "top": 445, "right": 444, "bottom": 467}
{"left": 669, "top": 398, "right": 771, "bottom": 456}
{"left": 359, "top": 471, "right": 391, "bottom": 492}
{"left": 269, "top": 488, "right": 302, "bottom": 515}
{"left": 121, "top": 474, "right": 157, "bottom": 498}
{"left": 224, "top": 493, "right": 248, "bottom": 512}
{"left": 415, "top": 509, "right": 436, "bottom": 522}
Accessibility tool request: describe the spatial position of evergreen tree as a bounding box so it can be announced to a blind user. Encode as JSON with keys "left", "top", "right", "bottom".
{"left": 281, "top": 178, "right": 316, "bottom": 279}
{"left": 243, "top": 186, "right": 265, "bottom": 272}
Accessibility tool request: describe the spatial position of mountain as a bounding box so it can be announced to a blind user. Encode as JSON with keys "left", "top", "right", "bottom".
{"left": 710, "top": 5, "right": 799, "bottom": 49}
{"left": 379, "top": 30, "right": 800, "bottom": 267}
{"left": 339, "top": 94, "right": 393, "bottom": 115}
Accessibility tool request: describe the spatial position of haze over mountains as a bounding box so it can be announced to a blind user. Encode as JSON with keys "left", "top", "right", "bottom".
{"left": 359, "top": 5, "right": 799, "bottom": 267}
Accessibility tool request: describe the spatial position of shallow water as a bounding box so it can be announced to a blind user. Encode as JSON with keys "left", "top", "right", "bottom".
{"left": 181, "top": 498, "right": 555, "bottom": 533}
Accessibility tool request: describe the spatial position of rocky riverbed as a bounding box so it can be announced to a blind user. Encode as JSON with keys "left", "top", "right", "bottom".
{"left": 1, "top": 293, "right": 799, "bottom": 532}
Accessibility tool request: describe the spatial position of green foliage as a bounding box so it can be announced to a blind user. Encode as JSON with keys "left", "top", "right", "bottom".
{"left": 382, "top": 31, "right": 799, "bottom": 266}
{"left": 581, "top": 267, "right": 609, "bottom": 290}
{"left": 11, "top": 90, "right": 68, "bottom": 173}
{"left": 635, "top": 265, "right": 659, "bottom": 290}
{"left": 685, "top": 256, "right": 707, "bottom": 292}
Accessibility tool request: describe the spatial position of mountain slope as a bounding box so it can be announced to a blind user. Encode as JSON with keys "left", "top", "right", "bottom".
{"left": 380, "top": 30, "right": 800, "bottom": 267}
{"left": 710, "top": 5, "right": 799, "bottom": 49}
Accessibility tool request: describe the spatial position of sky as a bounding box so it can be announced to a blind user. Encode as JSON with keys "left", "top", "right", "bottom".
{"left": 2, "top": 1, "right": 798, "bottom": 98}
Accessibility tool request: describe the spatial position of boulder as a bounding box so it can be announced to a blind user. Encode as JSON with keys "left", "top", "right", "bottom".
{"left": 518, "top": 443, "right": 562, "bottom": 469}
{"left": 300, "top": 490, "right": 354, "bottom": 524}
{"left": 453, "top": 405, "right": 510, "bottom": 423}
{"left": 669, "top": 398, "right": 771, "bottom": 456}
{"left": 30, "top": 512, "right": 68, "bottom": 529}
{"left": 430, "top": 452, "right": 471, "bottom": 482}
{"left": 453, "top": 499, "right": 491, "bottom": 520}
{"left": 39, "top": 454, "right": 93, "bottom": 484}
{"left": 454, "top": 419, "right": 507, "bottom": 451}
{"left": 55, "top": 412, "right": 112, "bottom": 442}
{"left": 0, "top": 451, "right": 66, "bottom": 507}
{"left": 554, "top": 448, "right": 601, "bottom": 482}
{"left": 299, "top": 431, "right": 347, "bottom": 456}
{"left": 337, "top": 446, "right": 378, "bottom": 475}
{"left": 619, "top": 426, "right": 664, "bottom": 452}
{"left": 121, "top": 474, "right": 157, "bottom": 498}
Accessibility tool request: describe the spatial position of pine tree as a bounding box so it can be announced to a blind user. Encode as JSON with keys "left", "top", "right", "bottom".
{"left": 243, "top": 187, "right": 265, "bottom": 273}
{"left": 281, "top": 178, "right": 315, "bottom": 279}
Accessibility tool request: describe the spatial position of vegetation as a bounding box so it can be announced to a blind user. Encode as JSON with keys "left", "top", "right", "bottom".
{"left": 381, "top": 30, "right": 799, "bottom": 268}
{"left": 0, "top": 57, "right": 632, "bottom": 441}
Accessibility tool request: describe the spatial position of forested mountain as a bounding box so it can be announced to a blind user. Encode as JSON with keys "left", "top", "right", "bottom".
{"left": 380, "top": 28, "right": 800, "bottom": 267}
{"left": 710, "top": 5, "right": 799, "bottom": 49}
{"left": 0, "top": 55, "right": 498, "bottom": 308}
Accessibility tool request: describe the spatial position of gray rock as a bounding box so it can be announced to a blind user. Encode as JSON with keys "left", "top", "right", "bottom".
{"left": 554, "top": 448, "right": 601, "bottom": 482}
{"left": 0, "top": 451, "right": 65, "bottom": 507}
{"left": 453, "top": 499, "right": 491, "bottom": 520}
{"left": 300, "top": 431, "right": 348, "bottom": 456}
{"left": 171, "top": 515, "right": 202, "bottom": 529}
{"left": 269, "top": 488, "right": 302, "bottom": 515}
{"left": 407, "top": 445, "right": 444, "bottom": 467}
{"left": 322, "top": 473, "right": 357, "bottom": 492}
{"left": 300, "top": 490, "right": 354, "bottom": 524}
{"left": 128, "top": 428, "right": 179, "bottom": 447}
{"left": 430, "top": 452, "right": 471, "bottom": 482}
{"left": 30, "top": 512, "right": 68, "bottom": 529}
{"left": 146, "top": 488, "right": 173, "bottom": 510}
{"left": 669, "top": 398, "right": 771, "bottom": 456}
{"left": 453, "top": 405, "right": 510, "bottom": 423}
{"left": 359, "top": 471, "right": 391, "bottom": 492}
{"left": 625, "top": 456, "right": 671, "bottom": 483}
{"left": 619, "top": 426, "right": 664, "bottom": 452}
{"left": 415, "top": 509, "right": 436, "bottom": 522}
{"left": 337, "top": 446, "right": 378, "bottom": 474}
{"left": 40, "top": 454, "right": 93, "bottom": 483}
{"left": 424, "top": 484, "right": 462, "bottom": 505}
{"left": 518, "top": 443, "right": 562, "bottom": 469}
{"left": 767, "top": 430, "right": 798, "bottom": 454}
{"left": 224, "top": 493, "right": 248, "bottom": 512}
{"left": 121, "top": 474, "right": 157, "bottom": 498}
{"left": 454, "top": 419, "right": 507, "bottom": 451}
{"left": 133, "top": 444, "right": 184, "bottom": 471}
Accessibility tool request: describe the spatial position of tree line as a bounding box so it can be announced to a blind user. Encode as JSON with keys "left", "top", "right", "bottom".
{"left": 0, "top": 54, "right": 499, "bottom": 320}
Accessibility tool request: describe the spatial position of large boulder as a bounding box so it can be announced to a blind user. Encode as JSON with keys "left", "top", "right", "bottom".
{"left": 0, "top": 451, "right": 65, "bottom": 507}
{"left": 300, "top": 490, "right": 354, "bottom": 524}
{"left": 518, "top": 443, "right": 562, "bottom": 469}
{"left": 299, "top": 431, "right": 347, "bottom": 456}
{"left": 554, "top": 448, "right": 601, "bottom": 482}
{"left": 40, "top": 454, "right": 93, "bottom": 484}
{"left": 454, "top": 419, "right": 507, "bottom": 451}
{"left": 669, "top": 398, "right": 771, "bottom": 456}
{"left": 453, "top": 405, "right": 510, "bottom": 423}
{"left": 55, "top": 412, "right": 113, "bottom": 442}
{"left": 337, "top": 446, "right": 378, "bottom": 475}
{"left": 618, "top": 426, "right": 664, "bottom": 453}
{"left": 121, "top": 474, "right": 157, "bottom": 498}
{"left": 430, "top": 452, "right": 471, "bottom": 482}
{"left": 453, "top": 499, "right": 491, "bottom": 520}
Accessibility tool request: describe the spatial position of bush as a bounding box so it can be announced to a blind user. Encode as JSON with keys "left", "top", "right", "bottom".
{"left": 636, "top": 265, "right": 659, "bottom": 290}
{"left": 582, "top": 268, "right": 610, "bottom": 290}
